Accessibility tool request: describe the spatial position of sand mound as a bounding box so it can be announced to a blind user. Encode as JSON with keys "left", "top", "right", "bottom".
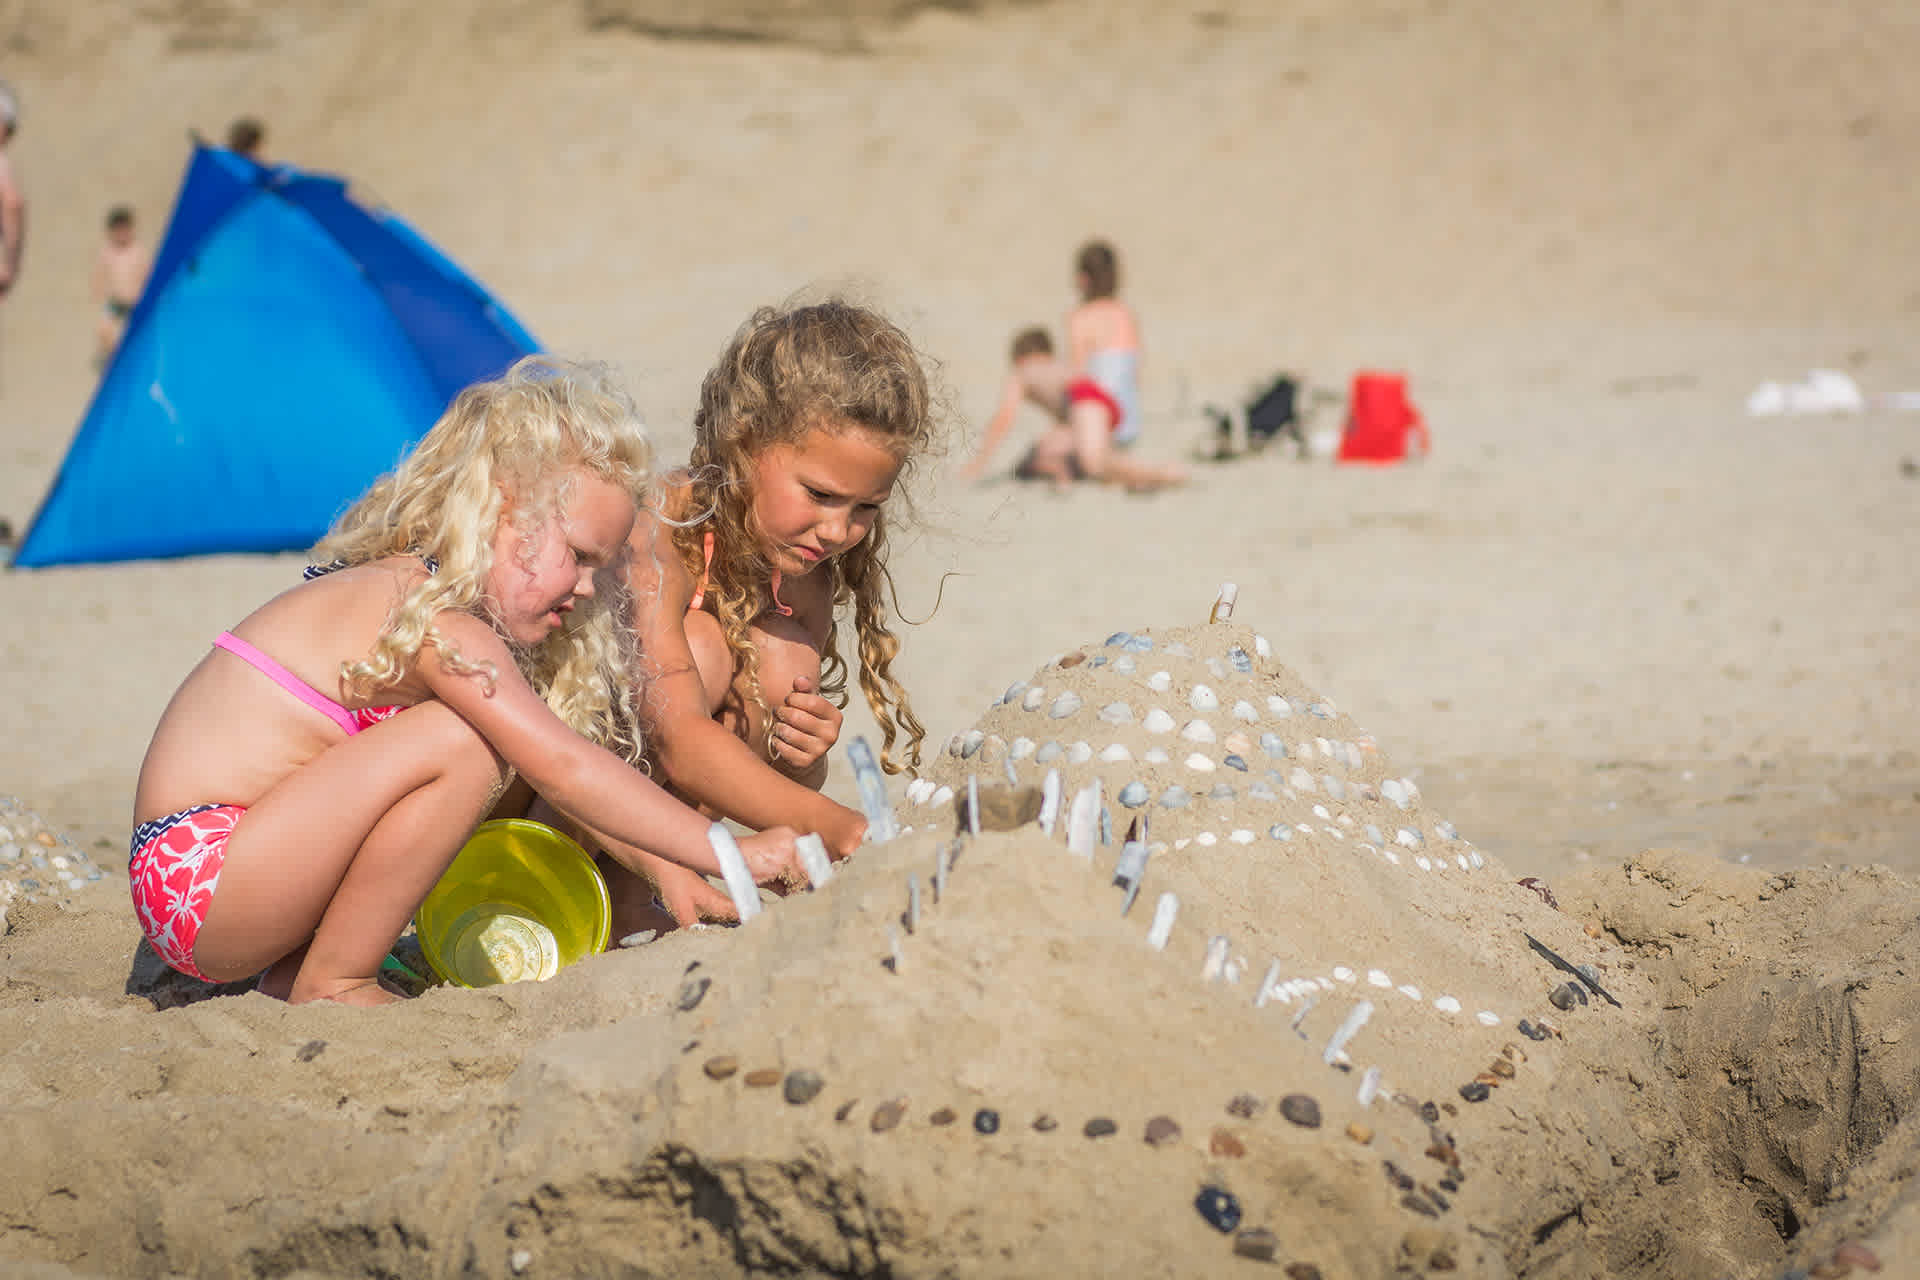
{"left": 1, "top": 615, "right": 1912, "bottom": 1277}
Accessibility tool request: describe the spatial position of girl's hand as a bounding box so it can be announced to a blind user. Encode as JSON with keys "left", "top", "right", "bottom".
{"left": 738, "top": 826, "right": 809, "bottom": 893}
{"left": 651, "top": 859, "right": 741, "bottom": 927}
{"left": 771, "top": 675, "right": 842, "bottom": 777}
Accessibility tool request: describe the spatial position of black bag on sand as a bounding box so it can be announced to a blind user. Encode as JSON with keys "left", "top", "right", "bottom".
{"left": 1206, "top": 373, "right": 1307, "bottom": 458}
{"left": 1245, "top": 374, "right": 1302, "bottom": 446}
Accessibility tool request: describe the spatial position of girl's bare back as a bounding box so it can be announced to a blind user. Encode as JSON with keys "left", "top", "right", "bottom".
{"left": 133, "top": 560, "right": 428, "bottom": 826}
{"left": 1068, "top": 297, "right": 1141, "bottom": 363}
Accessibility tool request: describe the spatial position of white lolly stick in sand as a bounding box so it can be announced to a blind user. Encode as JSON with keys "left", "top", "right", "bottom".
{"left": 795, "top": 833, "right": 833, "bottom": 889}
{"left": 707, "top": 823, "right": 762, "bottom": 922}
{"left": 1202, "top": 935, "right": 1231, "bottom": 982}
{"left": 1038, "top": 768, "right": 1063, "bottom": 836}
{"left": 1357, "top": 1065, "right": 1383, "bottom": 1107}
{"left": 934, "top": 842, "right": 951, "bottom": 903}
{"left": 1065, "top": 780, "right": 1101, "bottom": 860}
{"left": 1209, "top": 582, "right": 1239, "bottom": 623}
{"left": 1254, "top": 959, "right": 1283, "bottom": 1008}
{"left": 966, "top": 775, "right": 981, "bottom": 837}
{"left": 906, "top": 873, "right": 921, "bottom": 933}
{"left": 846, "top": 736, "right": 898, "bottom": 844}
{"left": 1323, "top": 1000, "right": 1374, "bottom": 1065}
{"left": 1147, "top": 892, "right": 1179, "bottom": 950}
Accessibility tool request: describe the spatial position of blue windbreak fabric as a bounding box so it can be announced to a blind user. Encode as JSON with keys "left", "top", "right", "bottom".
{"left": 15, "top": 146, "right": 539, "bottom": 567}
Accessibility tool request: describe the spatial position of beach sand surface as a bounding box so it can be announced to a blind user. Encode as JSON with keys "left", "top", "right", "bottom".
{"left": 1, "top": 2, "right": 1916, "bottom": 1275}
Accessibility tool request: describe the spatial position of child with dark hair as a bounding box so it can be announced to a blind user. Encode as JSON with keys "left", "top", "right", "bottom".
{"left": 1068, "top": 239, "right": 1143, "bottom": 447}
{"left": 91, "top": 205, "right": 149, "bottom": 367}
{"left": 961, "top": 324, "right": 1185, "bottom": 492}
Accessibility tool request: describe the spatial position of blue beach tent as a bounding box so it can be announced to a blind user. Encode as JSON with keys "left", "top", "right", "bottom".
{"left": 14, "top": 145, "right": 539, "bottom": 567}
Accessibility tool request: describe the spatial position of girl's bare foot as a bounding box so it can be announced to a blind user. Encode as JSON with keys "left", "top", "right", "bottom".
{"left": 291, "top": 975, "right": 409, "bottom": 1006}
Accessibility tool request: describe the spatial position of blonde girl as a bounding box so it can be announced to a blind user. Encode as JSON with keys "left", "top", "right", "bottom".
{"left": 617, "top": 300, "right": 936, "bottom": 927}
{"left": 130, "top": 357, "right": 803, "bottom": 1005}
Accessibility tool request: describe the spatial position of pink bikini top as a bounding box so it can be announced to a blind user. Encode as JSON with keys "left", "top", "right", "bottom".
{"left": 685, "top": 530, "right": 793, "bottom": 619}
{"left": 212, "top": 631, "right": 402, "bottom": 736}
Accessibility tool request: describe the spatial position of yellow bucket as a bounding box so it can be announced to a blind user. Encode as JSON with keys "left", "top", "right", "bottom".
{"left": 414, "top": 819, "right": 611, "bottom": 988}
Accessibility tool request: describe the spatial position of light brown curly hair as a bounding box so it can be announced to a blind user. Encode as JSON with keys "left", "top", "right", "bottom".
{"left": 676, "top": 299, "right": 937, "bottom": 775}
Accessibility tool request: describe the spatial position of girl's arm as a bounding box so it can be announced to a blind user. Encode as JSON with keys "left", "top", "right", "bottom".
{"left": 960, "top": 373, "right": 1027, "bottom": 480}
{"left": 417, "top": 611, "right": 799, "bottom": 883}
{"left": 628, "top": 517, "right": 868, "bottom": 857}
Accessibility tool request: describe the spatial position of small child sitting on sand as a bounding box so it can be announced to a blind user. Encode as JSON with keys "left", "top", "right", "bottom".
{"left": 129, "top": 357, "right": 805, "bottom": 1004}
{"left": 602, "top": 299, "right": 939, "bottom": 929}
{"left": 960, "top": 326, "right": 1186, "bottom": 492}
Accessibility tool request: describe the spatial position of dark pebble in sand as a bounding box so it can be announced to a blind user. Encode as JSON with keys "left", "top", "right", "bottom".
{"left": 1419, "top": 1100, "right": 1440, "bottom": 1124}
{"left": 744, "top": 1068, "right": 782, "bottom": 1088}
{"left": 1285, "top": 1266, "right": 1324, "bottom": 1280}
{"left": 676, "top": 975, "right": 710, "bottom": 1011}
{"left": 973, "top": 1109, "right": 1000, "bottom": 1135}
{"left": 783, "top": 1070, "right": 824, "bottom": 1104}
{"left": 1210, "top": 1128, "right": 1246, "bottom": 1157}
{"left": 1033, "top": 1114, "right": 1059, "bottom": 1133}
{"left": 871, "top": 1099, "right": 907, "bottom": 1132}
{"left": 930, "top": 1107, "right": 957, "bottom": 1126}
{"left": 1518, "top": 1019, "right": 1550, "bottom": 1041}
{"left": 1401, "top": 1193, "right": 1440, "bottom": 1218}
{"left": 1490, "top": 1059, "right": 1516, "bottom": 1079}
{"left": 1548, "top": 984, "right": 1578, "bottom": 1011}
{"left": 1083, "top": 1116, "right": 1118, "bottom": 1139}
{"left": 1227, "top": 1093, "right": 1262, "bottom": 1119}
{"left": 1195, "top": 1186, "right": 1242, "bottom": 1233}
{"left": 1233, "top": 1228, "right": 1279, "bottom": 1262}
{"left": 1384, "top": 1161, "right": 1415, "bottom": 1192}
{"left": 1279, "top": 1094, "right": 1322, "bottom": 1128}
{"left": 1423, "top": 1184, "right": 1451, "bottom": 1212}
{"left": 296, "top": 1040, "right": 326, "bottom": 1063}
{"left": 1144, "top": 1115, "right": 1182, "bottom": 1147}
{"left": 1439, "top": 1176, "right": 1460, "bottom": 1193}
{"left": 703, "top": 1055, "right": 739, "bottom": 1081}
{"left": 835, "top": 1099, "right": 859, "bottom": 1124}
{"left": 1459, "top": 1082, "right": 1491, "bottom": 1103}
{"left": 967, "top": 784, "right": 1045, "bottom": 833}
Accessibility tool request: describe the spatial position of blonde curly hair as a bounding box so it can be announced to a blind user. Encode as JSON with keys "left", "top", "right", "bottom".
{"left": 677, "top": 299, "right": 938, "bottom": 775}
{"left": 314, "top": 356, "right": 653, "bottom": 763}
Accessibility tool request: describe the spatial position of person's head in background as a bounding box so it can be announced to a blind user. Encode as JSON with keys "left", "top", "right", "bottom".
{"left": 1009, "top": 325, "right": 1054, "bottom": 367}
{"left": 1075, "top": 240, "right": 1119, "bottom": 301}
{"left": 226, "top": 116, "right": 266, "bottom": 160}
{"left": 105, "top": 205, "right": 136, "bottom": 248}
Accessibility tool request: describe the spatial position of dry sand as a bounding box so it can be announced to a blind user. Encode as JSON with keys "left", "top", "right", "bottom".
{"left": 2, "top": 2, "right": 1918, "bottom": 1276}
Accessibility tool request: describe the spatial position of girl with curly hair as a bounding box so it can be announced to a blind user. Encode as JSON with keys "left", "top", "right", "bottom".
{"left": 618, "top": 299, "right": 938, "bottom": 927}
{"left": 130, "top": 357, "right": 804, "bottom": 1004}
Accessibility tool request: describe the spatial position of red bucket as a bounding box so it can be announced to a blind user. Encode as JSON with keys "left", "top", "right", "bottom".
{"left": 1338, "top": 372, "right": 1429, "bottom": 464}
